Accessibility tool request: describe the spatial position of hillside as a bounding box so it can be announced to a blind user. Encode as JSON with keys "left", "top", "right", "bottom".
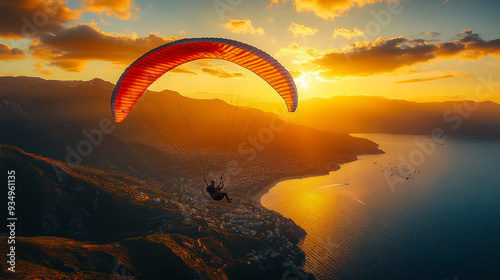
{"left": 0, "top": 144, "right": 314, "bottom": 279}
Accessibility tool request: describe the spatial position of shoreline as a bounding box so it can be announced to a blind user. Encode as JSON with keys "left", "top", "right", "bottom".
{"left": 254, "top": 142, "right": 385, "bottom": 204}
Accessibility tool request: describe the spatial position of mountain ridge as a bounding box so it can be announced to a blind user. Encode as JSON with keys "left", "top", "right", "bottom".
{"left": 291, "top": 95, "right": 500, "bottom": 137}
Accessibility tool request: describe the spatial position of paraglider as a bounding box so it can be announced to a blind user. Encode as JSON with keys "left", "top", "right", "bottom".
{"left": 202, "top": 173, "right": 232, "bottom": 203}
{"left": 111, "top": 38, "right": 298, "bottom": 202}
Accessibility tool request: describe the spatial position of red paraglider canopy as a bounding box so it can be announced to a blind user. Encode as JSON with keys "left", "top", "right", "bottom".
{"left": 111, "top": 37, "right": 298, "bottom": 122}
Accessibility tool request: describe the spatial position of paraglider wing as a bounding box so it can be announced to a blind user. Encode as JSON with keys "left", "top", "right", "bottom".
{"left": 111, "top": 38, "right": 298, "bottom": 122}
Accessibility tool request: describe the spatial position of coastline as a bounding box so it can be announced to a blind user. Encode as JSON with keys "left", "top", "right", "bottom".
{"left": 253, "top": 137, "right": 383, "bottom": 279}
{"left": 254, "top": 140, "right": 385, "bottom": 204}
{"left": 252, "top": 133, "right": 384, "bottom": 205}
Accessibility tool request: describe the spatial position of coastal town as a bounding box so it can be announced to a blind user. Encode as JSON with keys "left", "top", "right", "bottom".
{"left": 138, "top": 175, "right": 309, "bottom": 271}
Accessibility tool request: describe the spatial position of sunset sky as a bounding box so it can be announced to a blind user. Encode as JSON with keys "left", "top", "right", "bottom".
{"left": 1, "top": 0, "right": 499, "bottom": 103}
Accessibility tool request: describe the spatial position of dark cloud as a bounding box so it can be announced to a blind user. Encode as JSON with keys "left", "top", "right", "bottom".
{"left": 314, "top": 37, "right": 438, "bottom": 77}
{"left": 288, "top": 71, "right": 302, "bottom": 78}
{"left": 0, "top": 0, "right": 79, "bottom": 39}
{"left": 29, "top": 24, "right": 179, "bottom": 72}
{"left": 280, "top": 30, "right": 500, "bottom": 77}
{"left": 456, "top": 29, "right": 500, "bottom": 59}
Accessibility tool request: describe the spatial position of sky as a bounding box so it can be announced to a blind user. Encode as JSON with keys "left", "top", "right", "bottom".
{"left": 1, "top": 0, "right": 499, "bottom": 103}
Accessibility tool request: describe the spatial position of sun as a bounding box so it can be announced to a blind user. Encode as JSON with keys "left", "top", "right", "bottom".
{"left": 301, "top": 80, "right": 308, "bottom": 88}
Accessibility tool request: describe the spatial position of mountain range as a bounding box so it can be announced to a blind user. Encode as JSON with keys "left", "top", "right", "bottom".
{"left": 2, "top": 75, "right": 498, "bottom": 279}
{"left": 291, "top": 96, "right": 500, "bottom": 137}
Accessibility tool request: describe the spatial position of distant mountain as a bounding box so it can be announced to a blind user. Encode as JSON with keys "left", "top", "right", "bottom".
{"left": 291, "top": 96, "right": 500, "bottom": 137}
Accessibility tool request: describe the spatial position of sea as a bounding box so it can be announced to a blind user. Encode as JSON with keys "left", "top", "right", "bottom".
{"left": 261, "top": 134, "right": 500, "bottom": 280}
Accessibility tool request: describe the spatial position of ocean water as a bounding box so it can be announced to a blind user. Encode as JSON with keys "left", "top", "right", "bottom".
{"left": 261, "top": 134, "right": 500, "bottom": 280}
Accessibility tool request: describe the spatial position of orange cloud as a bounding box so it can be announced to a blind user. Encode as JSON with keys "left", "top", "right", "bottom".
{"left": 268, "top": 0, "right": 397, "bottom": 20}
{"left": 278, "top": 30, "right": 500, "bottom": 77}
{"left": 82, "top": 0, "right": 137, "bottom": 20}
{"left": 276, "top": 42, "right": 331, "bottom": 64}
{"left": 29, "top": 24, "right": 179, "bottom": 72}
{"left": 201, "top": 67, "right": 244, "bottom": 78}
{"left": 0, "top": 42, "right": 26, "bottom": 61}
{"left": 221, "top": 18, "right": 264, "bottom": 35}
{"left": 33, "top": 61, "right": 55, "bottom": 75}
{"left": 0, "top": 0, "right": 79, "bottom": 39}
{"left": 289, "top": 22, "right": 318, "bottom": 38}
{"left": 332, "top": 28, "right": 365, "bottom": 39}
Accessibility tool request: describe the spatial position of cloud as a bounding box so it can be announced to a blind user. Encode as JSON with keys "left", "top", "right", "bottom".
{"left": 0, "top": 0, "right": 137, "bottom": 39}
{"left": 277, "top": 30, "right": 500, "bottom": 77}
{"left": 0, "top": 42, "right": 26, "bottom": 61}
{"left": 99, "top": 16, "right": 110, "bottom": 25}
{"left": 0, "top": 0, "right": 80, "bottom": 39}
{"left": 221, "top": 18, "right": 264, "bottom": 35}
{"left": 276, "top": 42, "right": 330, "bottom": 64}
{"left": 82, "top": 0, "right": 137, "bottom": 20}
{"left": 393, "top": 74, "right": 460, "bottom": 84}
{"left": 314, "top": 37, "right": 438, "bottom": 77}
{"left": 452, "top": 29, "right": 500, "bottom": 59}
{"left": 289, "top": 22, "right": 318, "bottom": 38}
{"left": 29, "top": 24, "right": 179, "bottom": 72}
{"left": 268, "top": 0, "right": 397, "bottom": 20}
{"left": 33, "top": 61, "right": 55, "bottom": 75}
{"left": 332, "top": 28, "right": 365, "bottom": 39}
{"left": 201, "top": 67, "right": 244, "bottom": 78}
{"left": 424, "top": 32, "right": 441, "bottom": 38}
